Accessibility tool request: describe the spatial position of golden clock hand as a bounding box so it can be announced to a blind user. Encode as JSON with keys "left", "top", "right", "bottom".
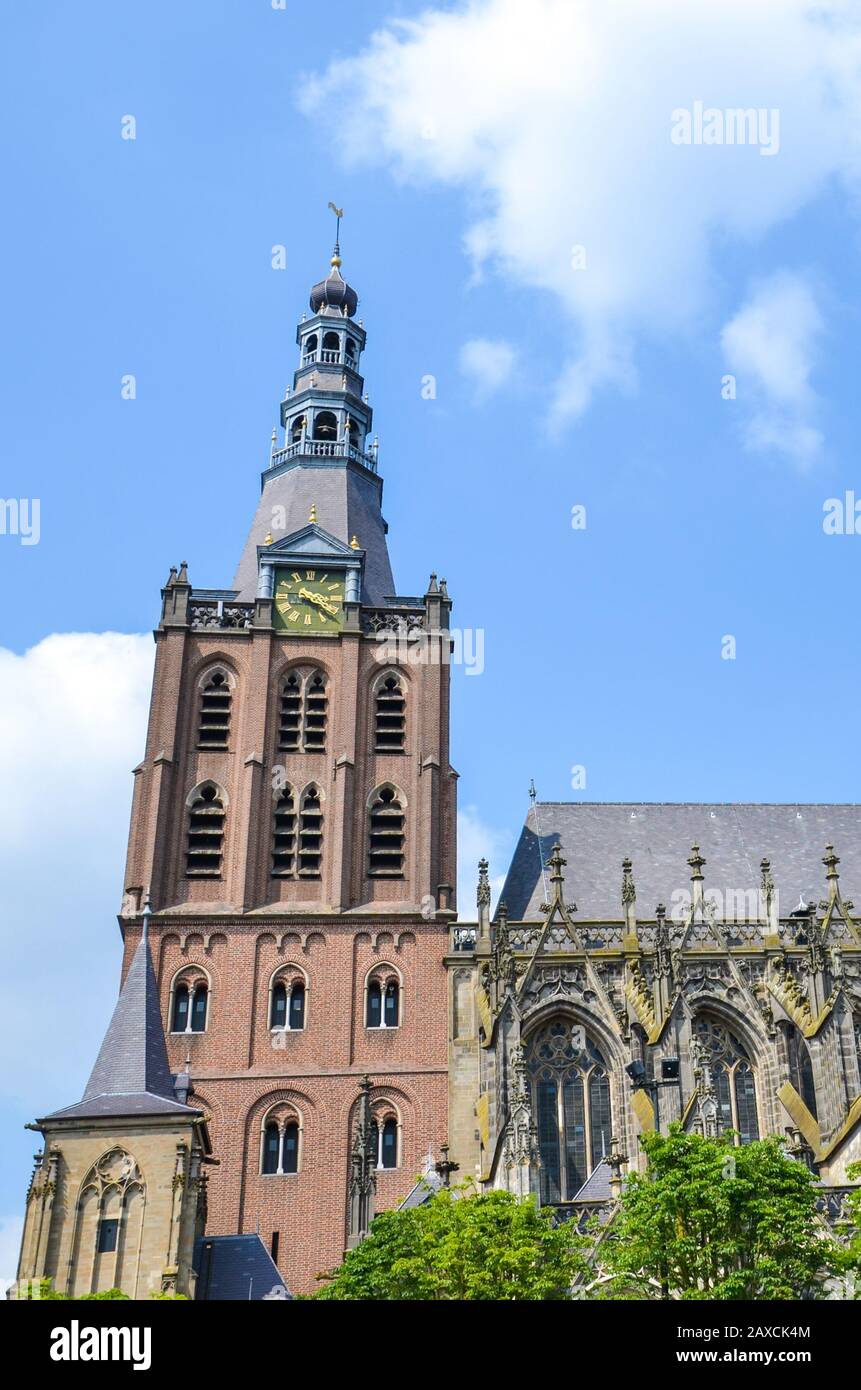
{"left": 298, "top": 586, "right": 339, "bottom": 616}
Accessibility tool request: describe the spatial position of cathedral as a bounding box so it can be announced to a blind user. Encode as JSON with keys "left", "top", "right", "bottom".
{"left": 14, "top": 237, "right": 861, "bottom": 1299}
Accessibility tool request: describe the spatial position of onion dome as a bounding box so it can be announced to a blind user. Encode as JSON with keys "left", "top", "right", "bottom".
{"left": 310, "top": 248, "right": 359, "bottom": 318}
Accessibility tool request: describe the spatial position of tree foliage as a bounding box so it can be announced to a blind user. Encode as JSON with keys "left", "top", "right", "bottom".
{"left": 316, "top": 1184, "right": 587, "bottom": 1300}
{"left": 598, "top": 1126, "right": 835, "bottom": 1300}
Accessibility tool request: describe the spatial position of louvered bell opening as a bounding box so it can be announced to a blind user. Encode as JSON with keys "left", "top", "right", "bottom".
{"left": 304, "top": 680, "right": 328, "bottom": 751}
{"left": 187, "top": 794, "right": 225, "bottom": 876}
{"left": 271, "top": 794, "right": 297, "bottom": 877}
{"left": 375, "top": 682, "right": 405, "bottom": 751}
{"left": 198, "top": 677, "right": 231, "bottom": 749}
{"left": 279, "top": 679, "right": 302, "bottom": 751}
{"left": 369, "top": 794, "right": 405, "bottom": 877}
{"left": 298, "top": 792, "right": 323, "bottom": 877}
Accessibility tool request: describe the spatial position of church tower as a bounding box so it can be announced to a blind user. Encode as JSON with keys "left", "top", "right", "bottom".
{"left": 119, "top": 232, "right": 457, "bottom": 1293}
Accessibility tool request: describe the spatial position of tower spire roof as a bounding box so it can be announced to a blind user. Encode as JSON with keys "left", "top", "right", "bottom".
{"left": 40, "top": 911, "right": 198, "bottom": 1121}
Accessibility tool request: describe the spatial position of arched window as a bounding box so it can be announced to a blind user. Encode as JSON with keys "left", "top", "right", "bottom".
{"left": 368, "top": 786, "right": 405, "bottom": 878}
{"left": 261, "top": 1110, "right": 302, "bottom": 1175}
{"left": 290, "top": 415, "right": 306, "bottom": 444}
{"left": 525, "top": 1019, "right": 613, "bottom": 1204}
{"left": 186, "top": 784, "right": 225, "bottom": 877}
{"left": 262, "top": 1122, "right": 280, "bottom": 1175}
{"left": 369, "top": 1117, "right": 398, "bottom": 1169}
{"left": 783, "top": 1023, "right": 818, "bottom": 1119}
{"left": 365, "top": 973, "right": 399, "bottom": 1029}
{"left": 172, "top": 984, "right": 189, "bottom": 1033}
{"left": 269, "top": 976, "right": 305, "bottom": 1030}
{"left": 322, "top": 331, "right": 341, "bottom": 362}
{"left": 271, "top": 982, "right": 287, "bottom": 1029}
{"left": 693, "top": 1016, "right": 761, "bottom": 1144}
{"left": 345, "top": 337, "right": 357, "bottom": 365}
{"left": 170, "top": 975, "right": 209, "bottom": 1034}
{"left": 298, "top": 786, "right": 323, "bottom": 877}
{"left": 312, "top": 410, "right": 338, "bottom": 441}
{"left": 197, "top": 670, "right": 232, "bottom": 749}
{"left": 191, "top": 985, "right": 208, "bottom": 1033}
{"left": 374, "top": 675, "right": 406, "bottom": 751}
{"left": 302, "top": 334, "right": 318, "bottom": 364}
{"left": 271, "top": 786, "right": 296, "bottom": 877}
{"left": 366, "top": 980, "right": 382, "bottom": 1028}
{"left": 279, "top": 671, "right": 327, "bottom": 752}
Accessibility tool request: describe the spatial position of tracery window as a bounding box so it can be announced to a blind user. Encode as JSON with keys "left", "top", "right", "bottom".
{"left": 170, "top": 972, "right": 209, "bottom": 1034}
{"left": 693, "top": 1016, "right": 761, "bottom": 1143}
{"left": 782, "top": 1022, "right": 818, "bottom": 1120}
{"left": 525, "top": 1019, "right": 613, "bottom": 1204}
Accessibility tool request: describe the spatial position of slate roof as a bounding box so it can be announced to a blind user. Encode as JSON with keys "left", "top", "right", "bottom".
{"left": 232, "top": 461, "right": 395, "bottom": 605}
{"left": 40, "top": 921, "right": 199, "bottom": 1123}
{"left": 500, "top": 803, "right": 861, "bottom": 921}
{"left": 571, "top": 1158, "right": 613, "bottom": 1204}
{"left": 397, "top": 1149, "right": 443, "bottom": 1210}
{"left": 194, "top": 1235, "right": 291, "bottom": 1301}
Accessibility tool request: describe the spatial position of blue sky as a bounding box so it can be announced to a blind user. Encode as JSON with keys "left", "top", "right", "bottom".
{"left": 3, "top": 0, "right": 861, "bottom": 1280}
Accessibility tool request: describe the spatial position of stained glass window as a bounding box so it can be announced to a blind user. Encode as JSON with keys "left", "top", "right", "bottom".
{"left": 526, "top": 1020, "right": 612, "bottom": 1204}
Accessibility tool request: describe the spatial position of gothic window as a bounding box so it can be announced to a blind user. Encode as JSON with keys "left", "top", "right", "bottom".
{"left": 374, "top": 674, "right": 406, "bottom": 751}
{"left": 269, "top": 973, "right": 306, "bottom": 1031}
{"left": 186, "top": 783, "right": 226, "bottom": 877}
{"left": 170, "top": 972, "right": 209, "bottom": 1034}
{"left": 783, "top": 1023, "right": 818, "bottom": 1120}
{"left": 365, "top": 970, "right": 400, "bottom": 1029}
{"left": 298, "top": 786, "right": 323, "bottom": 877}
{"left": 693, "top": 1016, "right": 761, "bottom": 1143}
{"left": 368, "top": 786, "right": 405, "bottom": 878}
{"left": 197, "top": 669, "right": 232, "bottom": 750}
{"left": 271, "top": 786, "right": 296, "bottom": 876}
{"left": 313, "top": 410, "right": 338, "bottom": 441}
{"left": 278, "top": 671, "right": 327, "bottom": 752}
{"left": 260, "top": 1107, "right": 302, "bottom": 1175}
{"left": 525, "top": 1019, "right": 613, "bottom": 1204}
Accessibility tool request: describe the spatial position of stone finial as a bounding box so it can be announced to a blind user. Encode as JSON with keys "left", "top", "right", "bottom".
{"left": 607, "top": 1135, "right": 628, "bottom": 1195}
{"left": 477, "top": 858, "right": 491, "bottom": 908}
{"left": 176, "top": 561, "right": 189, "bottom": 585}
{"left": 823, "top": 844, "right": 840, "bottom": 901}
{"left": 621, "top": 858, "right": 636, "bottom": 905}
{"left": 164, "top": 566, "right": 177, "bottom": 589}
{"left": 439, "top": 577, "right": 449, "bottom": 599}
{"left": 547, "top": 842, "right": 567, "bottom": 887}
{"left": 427, "top": 572, "right": 439, "bottom": 594}
{"left": 688, "top": 844, "right": 705, "bottom": 880}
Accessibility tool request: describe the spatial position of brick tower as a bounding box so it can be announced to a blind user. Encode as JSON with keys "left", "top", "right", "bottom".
{"left": 120, "top": 231, "right": 457, "bottom": 1293}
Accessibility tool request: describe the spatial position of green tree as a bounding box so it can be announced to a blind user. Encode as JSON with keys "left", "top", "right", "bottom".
{"left": 597, "top": 1126, "right": 836, "bottom": 1300}
{"left": 316, "top": 1184, "right": 587, "bottom": 1300}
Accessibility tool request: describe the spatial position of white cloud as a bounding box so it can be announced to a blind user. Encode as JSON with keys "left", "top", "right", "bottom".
{"left": 301, "top": 0, "right": 861, "bottom": 425}
{"left": 721, "top": 271, "right": 824, "bottom": 462}
{"left": 459, "top": 337, "right": 516, "bottom": 398}
{"left": 0, "top": 634, "right": 153, "bottom": 1108}
{"left": 457, "top": 805, "right": 513, "bottom": 917}
{"left": 0, "top": 1214, "right": 23, "bottom": 1297}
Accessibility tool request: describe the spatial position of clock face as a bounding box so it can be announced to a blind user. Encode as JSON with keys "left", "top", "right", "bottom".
{"left": 274, "top": 568, "right": 345, "bottom": 635}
